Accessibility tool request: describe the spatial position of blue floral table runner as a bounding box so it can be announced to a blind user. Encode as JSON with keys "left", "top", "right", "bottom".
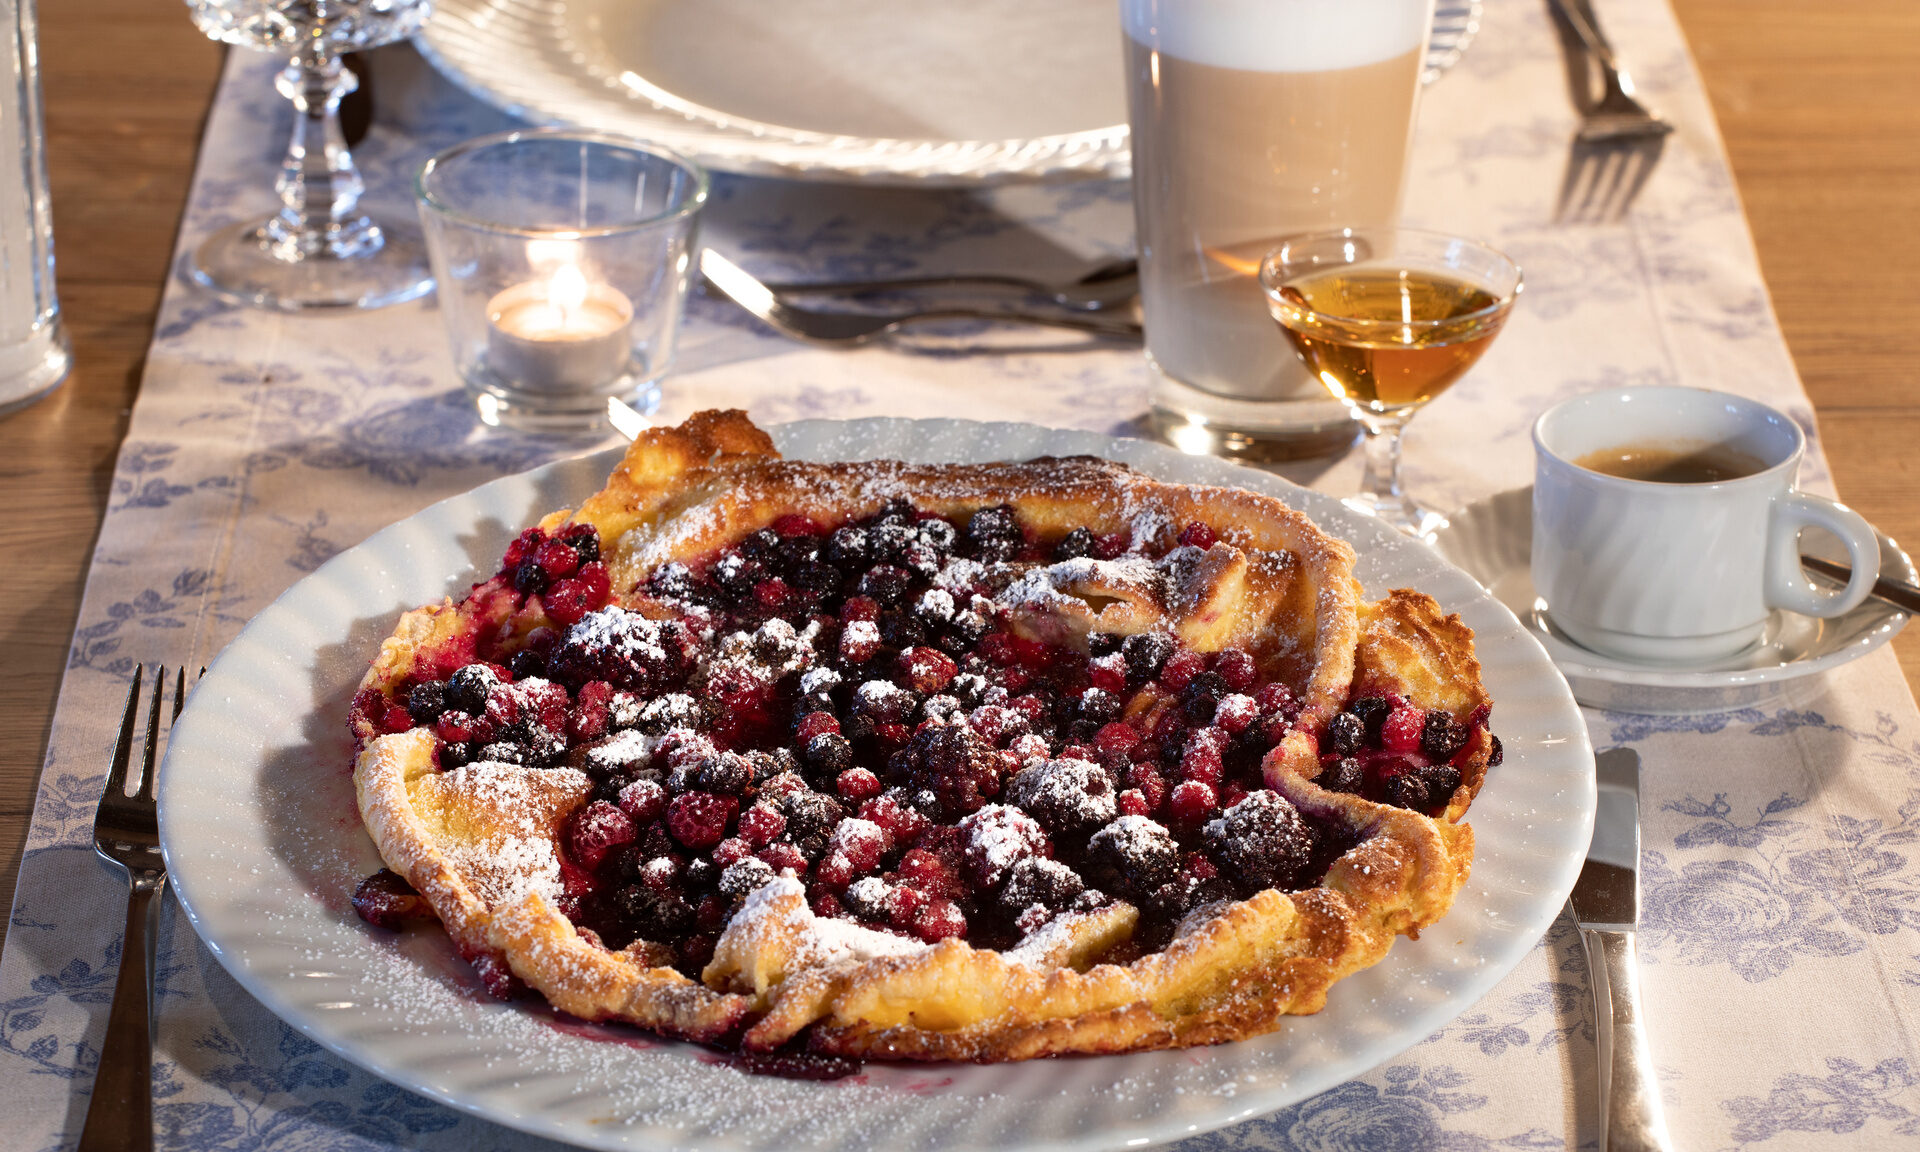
{"left": 7, "top": 0, "right": 1920, "bottom": 1148}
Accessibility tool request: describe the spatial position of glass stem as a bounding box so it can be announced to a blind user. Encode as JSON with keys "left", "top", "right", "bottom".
{"left": 1357, "top": 410, "right": 1413, "bottom": 515}
{"left": 265, "top": 48, "right": 380, "bottom": 262}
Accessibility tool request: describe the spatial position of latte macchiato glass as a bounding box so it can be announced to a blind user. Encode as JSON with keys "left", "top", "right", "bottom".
{"left": 1125, "top": 0, "right": 1434, "bottom": 458}
{"left": 1532, "top": 387, "right": 1881, "bottom": 664}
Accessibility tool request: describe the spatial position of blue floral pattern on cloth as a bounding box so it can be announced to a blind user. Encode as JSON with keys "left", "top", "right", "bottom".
{"left": 7, "top": 0, "right": 1920, "bottom": 1147}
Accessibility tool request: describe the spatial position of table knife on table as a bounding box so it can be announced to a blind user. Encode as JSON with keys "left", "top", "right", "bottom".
{"left": 1571, "top": 747, "right": 1674, "bottom": 1152}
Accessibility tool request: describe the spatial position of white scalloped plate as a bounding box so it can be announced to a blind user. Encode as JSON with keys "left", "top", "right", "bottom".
{"left": 159, "top": 418, "right": 1590, "bottom": 1152}
{"left": 416, "top": 0, "right": 1482, "bottom": 185}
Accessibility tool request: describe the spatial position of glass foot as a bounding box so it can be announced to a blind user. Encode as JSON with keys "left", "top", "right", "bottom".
{"left": 1342, "top": 491, "right": 1449, "bottom": 541}
{"left": 190, "top": 217, "right": 434, "bottom": 312}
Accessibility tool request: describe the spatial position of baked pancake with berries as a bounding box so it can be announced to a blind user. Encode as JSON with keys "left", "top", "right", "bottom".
{"left": 348, "top": 410, "right": 1498, "bottom": 1063}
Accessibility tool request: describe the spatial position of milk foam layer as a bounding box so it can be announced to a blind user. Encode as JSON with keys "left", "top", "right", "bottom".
{"left": 1121, "top": 0, "right": 1429, "bottom": 73}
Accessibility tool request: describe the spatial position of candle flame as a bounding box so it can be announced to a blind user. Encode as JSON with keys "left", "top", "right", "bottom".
{"left": 548, "top": 263, "right": 589, "bottom": 322}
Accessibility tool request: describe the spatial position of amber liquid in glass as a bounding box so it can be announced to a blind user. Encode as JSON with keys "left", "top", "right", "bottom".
{"left": 1267, "top": 269, "right": 1510, "bottom": 413}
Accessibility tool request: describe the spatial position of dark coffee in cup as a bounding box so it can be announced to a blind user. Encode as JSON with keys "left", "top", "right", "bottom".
{"left": 1571, "top": 441, "right": 1768, "bottom": 484}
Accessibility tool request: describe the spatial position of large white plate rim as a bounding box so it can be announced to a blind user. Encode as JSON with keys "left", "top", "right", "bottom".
{"left": 160, "top": 417, "right": 1594, "bottom": 1152}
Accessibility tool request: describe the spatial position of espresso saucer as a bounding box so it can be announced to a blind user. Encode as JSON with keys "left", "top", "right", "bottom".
{"left": 1431, "top": 487, "right": 1916, "bottom": 714}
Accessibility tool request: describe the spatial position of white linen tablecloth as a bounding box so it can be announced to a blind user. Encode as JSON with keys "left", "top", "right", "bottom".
{"left": 7, "top": 1, "right": 1920, "bottom": 1148}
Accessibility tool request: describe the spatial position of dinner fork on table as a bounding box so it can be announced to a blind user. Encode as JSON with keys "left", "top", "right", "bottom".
{"left": 77, "top": 665, "right": 189, "bottom": 1152}
{"left": 700, "top": 249, "right": 1144, "bottom": 347}
{"left": 1547, "top": 0, "right": 1673, "bottom": 223}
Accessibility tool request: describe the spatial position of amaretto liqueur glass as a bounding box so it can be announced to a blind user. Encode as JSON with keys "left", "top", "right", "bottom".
{"left": 1260, "top": 228, "right": 1521, "bottom": 539}
{"left": 186, "top": 0, "right": 433, "bottom": 311}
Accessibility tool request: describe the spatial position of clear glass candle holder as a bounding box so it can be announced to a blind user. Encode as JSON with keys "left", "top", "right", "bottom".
{"left": 415, "top": 130, "right": 708, "bottom": 431}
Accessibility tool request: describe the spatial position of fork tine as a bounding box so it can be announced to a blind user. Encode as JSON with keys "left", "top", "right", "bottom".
{"left": 104, "top": 665, "right": 145, "bottom": 800}
{"left": 136, "top": 667, "right": 166, "bottom": 802}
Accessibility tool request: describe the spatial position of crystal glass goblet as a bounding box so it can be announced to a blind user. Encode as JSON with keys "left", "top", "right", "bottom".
{"left": 186, "top": 0, "right": 434, "bottom": 311}
{"left": 1260, "top": 228, "right": 1521, "bottom": 539}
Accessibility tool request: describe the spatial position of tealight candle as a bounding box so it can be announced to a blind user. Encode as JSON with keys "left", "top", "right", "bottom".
{"left": 485, "top": 263, "right": 635, "bottom": 392}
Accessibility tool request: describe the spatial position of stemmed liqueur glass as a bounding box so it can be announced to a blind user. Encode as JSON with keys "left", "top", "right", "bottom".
{"left": 1260, "top": 228, "right": 1521, "bottom": 539}
{"left": 186, "top": 0, "right": 434, "bottom": 311}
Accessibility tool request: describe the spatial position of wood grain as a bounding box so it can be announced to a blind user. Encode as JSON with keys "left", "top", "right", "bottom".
{"left": 3, "top": 1, "right": 1919, "bottom": 957}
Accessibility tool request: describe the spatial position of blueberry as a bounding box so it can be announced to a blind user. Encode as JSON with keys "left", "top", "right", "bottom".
{"left": 1421, "top": 710, "right": 1468, "bottom": 761}
{"left": 1346, "top": 696, "right": 1393, "bottom": 741}
{"left": 406, "top": 681, "right": 449, "bottom": 725}
{"left": 1320, "top": 757, "right": 1365, "bottom": 793}
{"left": 1053, "top": 527, "right": 1097, "bottom": 561}
{"left": 445, "top": 664, "right": 500, "bottom": 715}
{"left": 1325, "top": 711, "right": 1365, "bottom": 756}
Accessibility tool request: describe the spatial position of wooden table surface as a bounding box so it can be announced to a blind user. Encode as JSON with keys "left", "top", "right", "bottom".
{"left": 2, "top": 0, "right": 1917, "bottom": 953}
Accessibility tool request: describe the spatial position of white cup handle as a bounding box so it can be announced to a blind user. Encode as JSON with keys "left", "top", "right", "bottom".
{"left": 1765, "top": 491, "right": 1880, "bottom": 617}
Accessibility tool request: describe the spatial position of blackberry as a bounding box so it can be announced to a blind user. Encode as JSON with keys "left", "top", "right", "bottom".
{"left": 646, "top": 562, "right": 703, "bottom": 603}
{"left": 791, "top": 559, "right": 839, "bottom": 598}
{"left": 748, "top": 747, "right": 797, "bottom": 784}
{"left": 1325, "top": 711, "right": 1365, "bottom": 757}
{"left": 1489, "top": 734, "right": 1504, "bottom": 767}
{"left": 1320, "top": 757, "right": 1365, "bottom": 794}
{"left": 445, "top": 664, "right": 501, "bottom": 716}
{"left": 1086, "top": 816, "right": 1179, "bottom": 900}
{"left": 1007, "top": 757, "right": 1117, "bottom": 837}
{"left": 879, "top": 612, "right": 929, "bottom": 650}
{"left": 858, "top": 565, "right": 914, "bottom": 607}
{"left": 1205, "top": 791, "right": 1314, "bottom": 893}
{"left": 902, "top": 723, "right": 1004, "bottom": 816}
{"left": 964, "top": 505, "right": 1023, "bottom": 561}
{"left": 843, "top": 877, "right": 893, "bottom": 921}
{"left": 613, "top": 885, "right": 693, "bottom": 938}
{"left": 1078, "top": 687, "right": 1121, "bottom": 725}
{"left": 1421, "top": 710, "right": 1468, "bottom": 761}
{"left": 1144, "top": 871, "right": 1233, "bottom": 924}
{"left": 804, "top": 732, "right": 854, "bottom": 777}
{"left": 1086, "top": 631, "right": 1121, "bottom": 658}
{"left": 959, "top": 804, "right": 1051, "bottom": 888}
{"left": 918, "top": 518, "right": 959, "bottom": 552}
{"left": 683, "top": 857, "right": 717, "bottom": 889}
{"left": 949, "top": 672, "right": 990, "bottom": 704}
{"left": 1053, "top": 527, "right": 1097, "bottom": 561}
{"left": 513, "top": 560, "right": 550, "bottom": 596}
{"left": 637, "top": 693, "right": 700, "bottom": 735}
{"left": 437, "top": 741, "right": 472, "bottom": 770}
{"left": 1120, "top": 631, "right": 1175, "bottom": 684}
{"left": 698, "top": 752, "right": 755, "bottom": 795}
{"left": 719, "top": 858, "right": 777, "bottom": 900}
{"left": 1345, "top": 696, "right": 1393, "bottom": 741}
{"left": 1383, "top": 771, "right": 1430, "bottom": 811}
{"left": 1418, "top": 761, "right": 1462, "bottom": 802}
{"left": 507, "top": 649, "right": 548, "bottom": 681}
{"left": 561, "top": 525, "right": 601, "bottom": 565}
{"left": 825, "top": 526, "right": 872, "bottom": 570}
{"left": 406, "top": 681, "right": 449, "bottom": 725}
{"left": 999, "top": 857, "right": 1085, "bottom": 916}
{"left": 781, "top": 790, "right": 846, "bottom": 841}
{"left": 476, "top": 741, "right": 529, "bottom": 766}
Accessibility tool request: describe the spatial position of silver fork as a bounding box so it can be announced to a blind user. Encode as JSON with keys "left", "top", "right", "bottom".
{"left": 78, "top": 666, "right": 187, "bottom": 1152}
{"left": 701, "top": 249, "right": 1143, "bottom": 346}
{"left": 1547, "top": 0, "right": 1673, "bottom": 223}
{"left": 760, "top": 257, "right": 1140, "bottom": 313}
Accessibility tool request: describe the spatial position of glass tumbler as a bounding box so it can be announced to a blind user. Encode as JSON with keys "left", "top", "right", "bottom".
{"left": 415, "top": 130, "right": 708, "bottom": 431}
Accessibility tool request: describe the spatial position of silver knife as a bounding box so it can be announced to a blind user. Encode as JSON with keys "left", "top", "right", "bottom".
{"left": 1571, "top": 747, "right": 1673, "bottom": 1152}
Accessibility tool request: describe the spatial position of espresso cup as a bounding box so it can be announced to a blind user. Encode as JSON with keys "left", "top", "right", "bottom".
{"left": 1532, "top": 387, "right": 1880, "bottom": 663}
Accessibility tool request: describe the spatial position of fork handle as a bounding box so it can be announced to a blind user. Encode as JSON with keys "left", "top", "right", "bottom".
{"left": 1581, "top": 928, "right": 1674, "bottom": 1152}
{"left": 77, "top": 873, "right": 165, "bottom": 1152}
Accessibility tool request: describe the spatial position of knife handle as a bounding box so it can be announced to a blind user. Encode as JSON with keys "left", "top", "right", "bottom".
{"left": 1581, "top": 928, "right": 1674, "bottom": 1152}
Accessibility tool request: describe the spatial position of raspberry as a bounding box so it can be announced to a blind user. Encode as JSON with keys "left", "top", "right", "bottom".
{"left": 886, "top": 884, "right": 931, "bottom": 929}
{"left": 568, "top": 680, "right": 613, "bottom": 742}
{"left": 842, "top": 594, "right": 880, "bottom": 623}
{"left": 667, "top": 791, "right": 732, "bottom": 849}
{"left": 568, "top": 800, "right": 636, "bottom": 871}
{"left": 795, "top": 711, "right": 840, "bottom": 743}
{"left": 1212, "top": 693, "right": 1258, "bottom": 735}
{"left": 828, "top": 818, "right": 893, "bottom": 872}
{"left": 1087, "top": 653, "right": 1128, "bottom": 694}
{"left": 959, "top": 804, "right": 1051, "bottom": 889}
{"left": 534, "top": 538, "right": 581, "bottom": 578}
{"left": 913, "top": 899, "right": 968, "bottom": 942}
{"left": 1160, "top": 648, "right": 1206, "bottom": 692}
{"left": 1255, "top": 682, "right": 1296, "bottom": 716}
{"left": 1178, "top": 521, "right": 1218, "bottom": 550}
{"left": 1094, "top": 722, "right": 1142, "bottom": 756}
{"left": 1126, "top": 762, "right": 1168, "bottom": 812}
{"left": 501, "top": 526, "right": 546, "bottom": 573}
{"left": 839, "top": 619, "right": 882, "bottom": 663}
{"left": 753, "top": 577, "right": 793, "bottom": 611}
{"left": 1180, "top": 728, "right": 1227, "bottom": 785}
{"left": 1212, "top": 649, "right": 1256, "bottom": 692}
{"left": 815, "top": 851, "right": 856, "bottom": 889}
{"left": 1381, "top": 706, "right": 1427, "bottom": 754}
{"left": 1117, "top": 789, "right": 1150, "bottom": 817}
{"left": 712, "top": 837, "right": 752, "bottom": 869}
{"left": 380, "top": 704, "right": 413, "bottom": 734}
{"left": 1010, "top": 693, "right": 1048, "bottom": 722}
{"left": 895, "top": 848, "right": 960, "bottom": 900}
{"left": 836, "top": 767, "right": 883, "bottom": 803}
{"left": 772, "top": 513, "right": 824, "bottom": 537}
{"left": 1167, "top": 780, "right": 1218, "bottom": 824}
{"left": 616, "top": 778, "right": 667, "bottom": 825}
{"left": 758, "top": 842, "right": 808, "bottom": 875}
{"left": 738, "top": 802, "right": 787, "bottom": 847}
{"left": 899, "top": 646, "right": 958, "bottom": 694}
{"left": 859, "top": 795, "right": 931, "bottom": 846}
{"left": 1094, "top": 532, "right": 1129, "bottom": 559}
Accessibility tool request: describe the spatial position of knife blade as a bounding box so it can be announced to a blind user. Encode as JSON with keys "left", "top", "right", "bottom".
{"left": 1571, "top": 748, "right": 1673, "bottom": 1152}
